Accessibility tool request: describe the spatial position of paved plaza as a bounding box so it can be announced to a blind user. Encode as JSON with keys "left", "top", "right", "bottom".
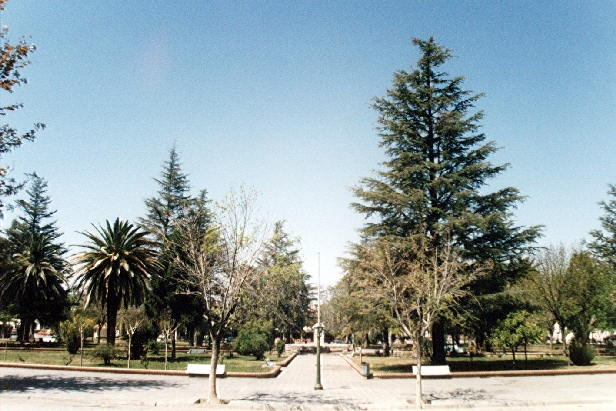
{"left": 1, "top": 353, "right": 616, "bottom": 410}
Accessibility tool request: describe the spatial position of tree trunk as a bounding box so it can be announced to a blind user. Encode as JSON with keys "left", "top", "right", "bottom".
{"left": 80, "top": 330, "right": 84, "bottom": 366}
{"left": 172, "top": 332, "right": 176, "bottom": 360}
{"left": 415, "top": 329, "right": 424, "bottom": 408}
{"left": 19, "top": 317, "right": 32, "bottom": 342}
{"left": 431, "top": 321, "right": 446, "bottom": 365}
{"left": 382, "top": 328, "right": 390, "bottom": 357}
{"left": 512, "top": 348, "right": 517, "bottom": 368}
{"left": 97, "top": 323, "right": 102, "bottom": 345}
{"left": 106, "top": 300, "right": 118, "bottom": 347}
{"left": 127, "top": 334, "right": 132, "bottom": 369}
{"left": 208, "top": 334, "right": 222, "bottom": 404}
{"left": 164, "top": 334, "right": 168, "bottom": 370}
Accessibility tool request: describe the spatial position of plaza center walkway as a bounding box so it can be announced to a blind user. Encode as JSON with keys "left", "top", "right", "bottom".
{"left": 2, "top": 353, "right": 616, "bottom": 410}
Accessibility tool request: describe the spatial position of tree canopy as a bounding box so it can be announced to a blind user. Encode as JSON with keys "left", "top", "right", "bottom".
{"left": 0, "top": 174, "right": 68, "bottom": 341}
{"left": 72, "top": 219, "right": 158, "bottom": 346}
{"left": 350, "top": 37, "right": 541, "bottom": 362}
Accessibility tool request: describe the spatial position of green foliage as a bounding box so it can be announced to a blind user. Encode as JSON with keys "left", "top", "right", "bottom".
{"left": 590, "top": 185, "right": 616, "bottom": 269}
{"left": 240, "top": 221, "right": 311, "bottom": 341}
{"left": 0, "top": 175, "right": 68, "bottom": 341}
{"left": 490, "top": 311, "right": 543, "bottom": 365}
{"left": 127, "top": 324, "right": 157, "bottom": 360}
{"left": 562, "top": 251, "right": 614, "bottom": 345}
{"left": 276, "top": 339, "right": 285, "bottom": 358}
{"left": 349, "top": 37, "right": 541, "bottom": 359}
{"left": 141, "top": 148, "right": 210, "bottom": 356}
{"left": 73, "top": 219, "right": 158, "bottom": 346}
{"left": 323, "top": 261, "right": 394, "bottom": 341}
{"left": 145, "top": 339, "right": 162, "bottom": 356}
{"left": 233, "top": 321, "right": 272, "bottom": 360}
{"left": 569, "top": 341, "right": 595, "bottom": 366}
{"left": 59, "top": 312, "right": 94, "bottom": 355}
{"left": 91, "top": 344, "right": 116, "bottom": 366}
{"left": 59, "top": 321, "right": 80, "bottom": 354}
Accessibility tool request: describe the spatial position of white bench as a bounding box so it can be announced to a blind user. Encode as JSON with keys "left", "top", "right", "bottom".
{"left": 186, "top": 364, "right": 226, "bottom": 376}
{"left": 412, "top": 365, "right": 451, "bottom": 377}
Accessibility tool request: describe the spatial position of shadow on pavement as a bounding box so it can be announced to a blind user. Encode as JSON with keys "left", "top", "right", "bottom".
{"left": 0, "top": 374, "right": 181, "bottom": 393}
{"left": 427, "top": 388, "right": 494, "bottom": 403}
{"left": 242, "top": 391, "right": 370, "bottom": 408}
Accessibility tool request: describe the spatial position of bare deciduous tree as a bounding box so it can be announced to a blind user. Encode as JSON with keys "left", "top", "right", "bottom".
{"left": 173, "top": 186, "right": 267, "bottom": 404}
{"left": 359, "top": 235, "right": 484, "bottom": 407}
{"left": 118, "top": 306, "right": 147, "bottom": 369}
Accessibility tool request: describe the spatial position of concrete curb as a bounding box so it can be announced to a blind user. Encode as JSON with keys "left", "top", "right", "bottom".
{"left": 0, "top": 352, "right": 298, "bottom": 378}
{"left": 0, "top": 362, "right": 186, "bottom": 376}
{"left": 339, "top": 353, "right": 373, "bottom": 378}
{"left": 338, "top": 353, "right": 616, "bottom": 379}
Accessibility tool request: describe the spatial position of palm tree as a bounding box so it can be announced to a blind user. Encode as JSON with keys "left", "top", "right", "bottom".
{"left": 73, "top": 218, "right": 158, "bottom": 346}
{"left": 0, "top": 231, "right": 68, "bottom": 341}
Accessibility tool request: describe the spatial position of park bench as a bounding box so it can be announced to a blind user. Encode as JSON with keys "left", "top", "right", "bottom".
{"left": 412, "top": 365, "right": 451, "bottom": 378}
{"left": 188, "top": 348, "right": 207, "bottom": 355}
{"left": 186, "top": 364, "right": 226, "bottom": 377}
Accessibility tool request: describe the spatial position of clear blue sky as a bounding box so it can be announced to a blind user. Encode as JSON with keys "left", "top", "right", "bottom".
{"left": 2, "top": 1, "right": 615, "bottom": 287}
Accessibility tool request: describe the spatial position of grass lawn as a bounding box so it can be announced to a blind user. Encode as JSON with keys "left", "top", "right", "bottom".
{"left": 352, "top": 354, "right": 616, "bottom": 374}
{"left": 0, "top": 344, "right": 288, "bottom": 373}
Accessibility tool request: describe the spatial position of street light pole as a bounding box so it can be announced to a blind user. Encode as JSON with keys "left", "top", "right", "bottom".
{"left": 314, "top": 252, "right": 323, "bottom": 390}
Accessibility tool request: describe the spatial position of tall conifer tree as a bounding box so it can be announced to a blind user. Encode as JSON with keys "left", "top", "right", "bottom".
{"left": 590, "top": 184, "right": 616, "bottom": 267}
{"left": 141, "top": 147, "right": 208, "bottom": 356}
{"left": 0, "top": 174, "right": 68, "bottom": 341}
{"left": 352, "top": 38, "right": 540, "bottom": 363}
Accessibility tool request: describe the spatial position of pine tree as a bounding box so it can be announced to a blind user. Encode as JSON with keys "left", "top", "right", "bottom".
{"left": 141, "top": 146, "right": 191, "bottom": 243}
{"left": 590, "top": 184, "right": 616, "bottom": 267}
{"left": 141, "top": 147, "right": 209, "bottom": 357}
{"left": 0, "top": 174, "right": 68, "bottom": 341}
{"left": 11, "top": 173, "right": 62, "bottom": 240}
{"left": 352, "top": 38, "right": 541, "bottom": 363}
{"left": 242, "top": 221, "right": 311, "bottom": 342}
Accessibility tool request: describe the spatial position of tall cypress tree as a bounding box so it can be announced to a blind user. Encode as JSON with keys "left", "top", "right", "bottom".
{"left": 590, "top": 184, "right": 616, "bottom": 267}
{"left": 0, "top": 174, "right": 68, "bottom": 341}
{"left": 141, "top": 147, "right": 208, "bottom": 355}
{"left": 142, "top": 146, "right": 191, "bottom": 242}
{"left": 352, "top": 38, "right": 540, "bottom": 363}
{"left": 243, "top": 221, "right": 311, "bottom": 342}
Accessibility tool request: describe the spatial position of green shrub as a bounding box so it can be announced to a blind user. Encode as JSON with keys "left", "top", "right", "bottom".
{"left": 569, "top": 342, "right": 595, "bottom": 366}
{"left": 130, "top": 326, "right": 158, "bottom": 360}
{"left": 276, "top": 340, "right": 285, "bottom": 358}
{"left": 233, "top": 321, "right": 272, "bottom": 360}
{"left": 145, "top": 340, "right": 162, "bottom": 356}
{"left": 58, "top": 321, "right": 80, "bottom": 355}
{"left": 92, "top": 344, "right": 116, "bottom": 365}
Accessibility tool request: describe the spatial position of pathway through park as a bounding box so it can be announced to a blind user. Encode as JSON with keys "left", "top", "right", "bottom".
{"left": 2, "top": 353, "right": 616, "bottom": 410}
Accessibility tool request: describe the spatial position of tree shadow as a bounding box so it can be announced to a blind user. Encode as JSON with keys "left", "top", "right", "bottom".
{"left": 447, "top": 358, "right": 569, "bottom": 372}
{"left": 0, "top": 374, "right": 181, "bottom": 393}
{"left": 378, "top": 364, "right": 414, "bottom": 373}
{"left": 242, "top": 391, "right": 369, "bottom": 408}
{"left": 426, "top": 388, "right": 494, "bottom": 403}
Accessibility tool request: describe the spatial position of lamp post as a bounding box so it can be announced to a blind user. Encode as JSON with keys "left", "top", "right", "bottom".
{"left": 314, "top": 252, "right": 323, "bottom": 390}
{"left": 314, "top": 322, "right": 323, "bottom": 390}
